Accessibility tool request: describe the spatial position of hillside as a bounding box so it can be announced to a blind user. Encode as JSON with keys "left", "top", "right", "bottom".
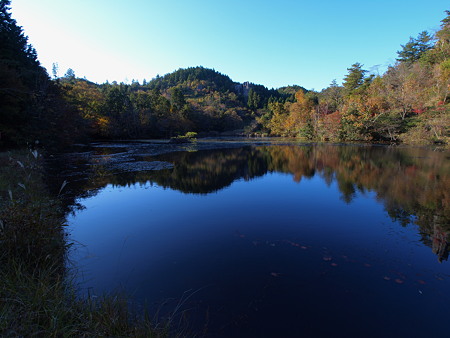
{"left": 0, "top": 1, "right": 449, "bottom": 147}
{"left": 55, "top": 66, "right": 296, "bottom": 140}
{"left": 147, "top": 66, "right": 236, "bottom": 93}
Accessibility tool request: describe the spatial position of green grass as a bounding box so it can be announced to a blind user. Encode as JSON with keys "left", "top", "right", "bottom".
{"left": 0, "top": 149, "right": 178, "bottom": 337}
{"left": 1, "top": 260, "right": 171, "bottom": 337}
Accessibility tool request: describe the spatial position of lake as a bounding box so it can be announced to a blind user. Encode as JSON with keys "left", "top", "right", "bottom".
{"left": 56, "top": 141, "right": 449, "bottom": 337}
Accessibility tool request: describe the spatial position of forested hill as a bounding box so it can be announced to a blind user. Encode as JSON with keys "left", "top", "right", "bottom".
{"left": 147, "top": 67, "right": 236, "bottom": 93}
{"left": 53, "top": 66, "right": 297, "bottom": 141}
{"left": 145, "top": 66, "right": 301, "bottom": 112}
{"left": 0, "top": 0, "right": 449, "bottom": 148}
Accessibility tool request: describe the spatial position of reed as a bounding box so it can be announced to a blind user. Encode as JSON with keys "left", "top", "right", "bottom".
{"left": 0, "top": 149, "right": 176, "bottom": 337}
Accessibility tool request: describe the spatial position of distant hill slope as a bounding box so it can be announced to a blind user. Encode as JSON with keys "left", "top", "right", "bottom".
{"left": 147, "top": 66, "right": 237, "bottom": 93}
{"left": 54, "top": 66, "right": 310, "bottom": 140}
{"left": 145, "top": 66, "right": 296, "bottom": 110}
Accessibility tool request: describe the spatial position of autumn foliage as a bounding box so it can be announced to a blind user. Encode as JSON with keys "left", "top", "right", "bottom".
{"left": 1, "top": 2, "right": 449, "bottom": 148}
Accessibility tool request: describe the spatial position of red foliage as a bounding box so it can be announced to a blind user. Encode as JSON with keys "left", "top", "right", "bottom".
{"left": 405, "top": 165, "right": 417, "bottom": 176}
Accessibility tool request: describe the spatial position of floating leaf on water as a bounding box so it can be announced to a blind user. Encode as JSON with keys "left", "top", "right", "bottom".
{"left": 417, "top": 280, "right": 426, "bottom": 285}
{"left": 58, "top": 180, "right": 68, "bottom": 195}
{"left": 284, "top": 240, "right": 300, "bottom": 247}
{"left": 383, "top": 276, "right": 391, "bottom": 281}
{"left": 270, "top": 272, "right": 281, "bottom": 277}
{"left": 301, "top": 246, "right": 308, "bottom": 250}
{"left": 235, "top": 231, "right": 245, "bottom": 238}
{"left": 396, "top": 272, "right": 407, "bottom": 279}
{"left": 331, "top": 263, "right": 338, "bottom": 267}
{"left": 395, "top": 279, "right": 404, "bottom": 284}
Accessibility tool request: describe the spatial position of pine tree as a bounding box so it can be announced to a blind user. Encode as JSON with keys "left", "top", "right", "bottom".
{"left": 436, "top": 10, "right": 450, "bottom": 53}
{"left": 343, "top": 63, "right": 367, "bottom": 94}
{"left": 0, "top": 0, "right": 45, "bottom": 145}
{"left": 0, "top": 0, "right": 83, "bottom": 147}
{"left": 397, "top": 31, "right": 434, "bottom": 63}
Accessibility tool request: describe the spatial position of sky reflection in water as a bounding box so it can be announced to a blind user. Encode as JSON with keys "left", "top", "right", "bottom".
{"left": 67, "top": 144, "right": 450, "bottom": 337}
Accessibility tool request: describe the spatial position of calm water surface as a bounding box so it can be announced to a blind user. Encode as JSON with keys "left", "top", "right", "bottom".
{"left": 61, "top": 142, "right": 449, "bottom": 337}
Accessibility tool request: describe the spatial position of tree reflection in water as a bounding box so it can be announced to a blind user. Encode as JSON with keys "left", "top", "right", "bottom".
{"left": 48, "top": 143, "right": 449, "bottom": 262}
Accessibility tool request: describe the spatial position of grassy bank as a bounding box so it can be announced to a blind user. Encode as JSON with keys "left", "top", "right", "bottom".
{"left": 0, "top": 149, "right": 171, "bottom": 337}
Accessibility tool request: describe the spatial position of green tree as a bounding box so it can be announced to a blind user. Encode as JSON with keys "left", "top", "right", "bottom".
{"left": 343, "top": 63, "right": 367, "bottom": 95}
{"left": 64, "top": 68, "right": 76, "bottom": 80}
{"left": 170, "top": 87, "right": 186, "bottom": 111}
{"left": 247, "top": 88, "right": 261, "bottom": 110}
{"left": 102, "top": 84, "right": 141, "bottom": 137}
{"left": 397, "top": 31, "right": 434, "bottom": 63}
{"left": 428, "top": 10, "right": 450, "bottom": 63}
{"left": 0, "top": 0, "right": 84, "bottom": 147}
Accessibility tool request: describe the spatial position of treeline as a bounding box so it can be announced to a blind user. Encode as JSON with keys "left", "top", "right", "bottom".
{"left": 0, "top": 0, "right": 449, "bottom": 148}
{"left": 60, "top": 68, "right": 248, "bottom": 139}
{"left": 0, "top": 0, "right": 82, "bottom": 148}
{"left": 256, "top": 13, "right": 450, "bottom": 144}
{"left": 58, "top": 67, "right": 307, "bottom": 140}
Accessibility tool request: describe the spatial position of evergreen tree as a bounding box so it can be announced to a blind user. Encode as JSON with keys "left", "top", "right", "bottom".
{"left": 170, "top": 87, "right": 186, "bottom": 111}
{"left": 397, "top": 31, "right": 434, "bottom": 63}
{"left": 64, "top": 68, "right": 76, "bottom": 79}
{"left": 0, "top": 0, "right": 84, "bottom": 147}
{"left": 435, "top": 10, "right": 450, "bottom": 58}
{"left": 247, "top": 89, "right": 261, "bottom": 110}
{"left": 343, "top": 63, "right": 367, "bottom": 94}
{"left": 0, "top": 0, "right": 46, "bottom": 145}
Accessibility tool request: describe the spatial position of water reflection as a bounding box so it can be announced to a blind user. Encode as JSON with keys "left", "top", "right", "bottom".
{"left": 52, "top": 143, "right": 449, "bottom": 262}
{"left": 159, "top": 145, "right": 450, "bottom": 261}
{"left": 60, "top": 143, "right": 450, "bottom": 336}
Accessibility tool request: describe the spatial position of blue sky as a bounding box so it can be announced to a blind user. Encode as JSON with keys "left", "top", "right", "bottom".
{"left": 10, "top": 0, "right": 449, "bottom": 90}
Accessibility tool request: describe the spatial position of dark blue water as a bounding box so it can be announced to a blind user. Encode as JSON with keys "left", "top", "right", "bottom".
{"left": 65, "top": 143, "right": 449, "bottom": 337}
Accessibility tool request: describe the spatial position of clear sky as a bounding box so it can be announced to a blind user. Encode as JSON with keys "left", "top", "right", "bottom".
{"left": 10, "top": 0, "right": 449, "bottom": 90}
